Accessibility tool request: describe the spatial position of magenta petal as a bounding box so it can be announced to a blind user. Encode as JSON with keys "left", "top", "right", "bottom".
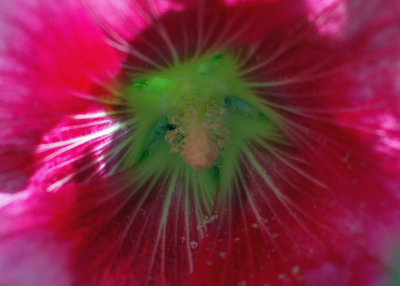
{"left": 187, "top": 150, "right": 400, "bottom": 285}
{"left": 0, "top": 0, "right": 121, "bottom": 192}
{"left": 29, "top": 106, "right": 120, "bottom": 192}
{"left": 0, "top": 230, "right": 72, "bottom": 286}
{"left": 1, "top": 0, "right": 400, "bottom": 285}
{"left": 83, "top": 0, "right": 155, "bottom": 41}
{"left": 0, "top": 192, "right": 73, "bottom": 286}
{"left": 58, "top": 173, "right": 207, "bottom": 286}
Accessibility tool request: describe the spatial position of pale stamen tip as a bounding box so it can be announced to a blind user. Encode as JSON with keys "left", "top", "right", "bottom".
{"left": 165, "top": 104, "right": 227, "bottom": 169}
{"left": 181, "top": 127, "right": 219, "bottom": 169}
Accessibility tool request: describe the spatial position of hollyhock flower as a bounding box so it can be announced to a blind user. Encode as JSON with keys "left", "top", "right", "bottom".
{"left": 1, "top": 0, "right": 400, "bottom": 285}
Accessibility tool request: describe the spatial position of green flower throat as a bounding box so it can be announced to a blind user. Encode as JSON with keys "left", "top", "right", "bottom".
{"left": 118, "top": 52, "right": 277, "bottom": 203}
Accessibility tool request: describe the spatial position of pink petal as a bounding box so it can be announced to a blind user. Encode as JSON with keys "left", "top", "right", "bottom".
{"left": 83, "top": 0, "right": 185, "bottom": 41}
{"left": 1, "top": 0, "right": 400, "bottom": 285}
{"left": 29, "top": 106, "right": 121, "bottom": 192}
{"left": 0, "top": 192, "right": 73, "bottom": 286}
{"left": 59, "top": 173, "right": 207, "bottom": 285}
{"left": 0, "top": 0, "right": 121, "bottom": 192}
{"left": 42, "top": 0, "right": 400, "bottom": 285}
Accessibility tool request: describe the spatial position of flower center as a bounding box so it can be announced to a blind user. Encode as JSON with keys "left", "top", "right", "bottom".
{"left": 122, "top": 53, "right": 251, "bottom": 165}
{"left": 117, "top": 52, "right": 277, "bottom": 203}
